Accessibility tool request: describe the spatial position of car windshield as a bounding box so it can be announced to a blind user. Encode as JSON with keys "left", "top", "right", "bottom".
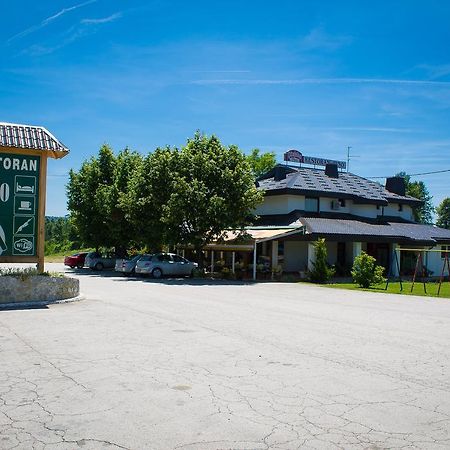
{"left": 131, "top": 255, "right": 141, "bottom": 262}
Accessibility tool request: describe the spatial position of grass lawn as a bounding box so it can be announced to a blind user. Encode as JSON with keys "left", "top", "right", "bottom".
{"left": 45, "top": 248, "right": 93, "bottom": 263}
{"left": 325, "top": 281, "right": 450, "bottom": 298}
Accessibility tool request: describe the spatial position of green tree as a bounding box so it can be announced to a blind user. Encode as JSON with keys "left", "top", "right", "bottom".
{"left": 164, "top": 133, "right": 264, "bottom": 261}
{"left": 140, "top": 133, "right": 264, "bottom": 264}
{"left": 44, "top": 216, "right": 81, "bottom": 255}
{"left": 246, "top": 148, "right": 277, "bottom": 178}
{"left": 108, "top": 148, "right": 143, "bottom": 256}
{"left": 67, "top": 150, "right": 104, "bottom": 250}
{"left": 351, "top": 252, "right": 385, "bottom": 288}
{"left": 124, "top": 147, "right": 175, "bottom": 251}
{"left": 308, "top": 238, "right": 335, "bottom": 283}
{"left": 436, "top": 197, "right": 450, "bottom": 229}
{"left": 396, "top": 172, "right": 434, "bottom": 224}
{"left": 67, "top": 145, "right": 143, "bottom": 254}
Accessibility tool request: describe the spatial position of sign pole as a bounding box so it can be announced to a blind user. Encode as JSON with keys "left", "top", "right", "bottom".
{"left": 37, "top": 155, "right": 48, "bottom": 273}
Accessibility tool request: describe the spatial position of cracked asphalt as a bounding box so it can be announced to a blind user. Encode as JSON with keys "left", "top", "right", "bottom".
{"left": 1, "top": 263, "right": 450, "bottom": 449}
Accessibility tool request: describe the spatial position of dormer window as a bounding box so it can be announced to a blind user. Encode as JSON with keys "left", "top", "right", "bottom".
{"left": 398, "top": 204, "right": 403, "bottom": 212}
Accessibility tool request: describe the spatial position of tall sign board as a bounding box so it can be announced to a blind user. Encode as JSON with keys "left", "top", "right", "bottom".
{"left": 0, "top": 122, "right": 68, "bottom": 272}
{"left": 0, "top": 154, "right": 40, "bottom": 257}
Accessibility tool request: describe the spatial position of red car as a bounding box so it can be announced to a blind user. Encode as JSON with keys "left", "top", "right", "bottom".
{"left": 64, "top": 252, "right": 88, "bottom": 269}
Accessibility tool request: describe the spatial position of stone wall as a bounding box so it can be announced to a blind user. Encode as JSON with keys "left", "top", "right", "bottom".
{"left": 0, "top": 276, "right": 79, "bottom": 304}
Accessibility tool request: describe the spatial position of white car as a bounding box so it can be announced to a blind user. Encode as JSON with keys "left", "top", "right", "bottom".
{"left": 135, "top": 253, "right": 197, "bottom": 278}
{"left": 115, "top": 254, "right": 143, "bottom": 275}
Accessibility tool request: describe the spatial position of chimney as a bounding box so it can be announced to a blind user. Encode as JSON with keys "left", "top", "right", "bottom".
{"left": 325, "top": 163, "right": 339, "bottom": 178}
{"left": 274, "top": 166, "right": 287, "bottom": 181}
{"left": 385, "top": 176, "right": 406, "bottom": 196}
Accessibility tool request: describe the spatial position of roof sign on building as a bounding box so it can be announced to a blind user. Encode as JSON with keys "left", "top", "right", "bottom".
{"left": 283, "top": 149, "right": 346, "bottom": 170}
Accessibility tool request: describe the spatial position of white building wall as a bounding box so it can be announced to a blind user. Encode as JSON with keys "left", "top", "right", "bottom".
{"left": 383, "top": 203, "right": 414, "bottom": 221}
{"left": 256, "top": 193, "right": 414, "bottom": 221}
{"left": 320, "top": 198, "right": 351, "bottom": 214}
{"left": 287, "top": 195, "right": 305, "bottom": 212}
{"left": 284, "top": 241, "right": 308, "bottom": 272}
{"left": 351, "top": 204, "right": 378, "bottom": 219}
{"left": 425, "top": 247, "right": 447, "bottom": 277}
{"left": 254, "top": 195, "right": 289, "bottom": 215}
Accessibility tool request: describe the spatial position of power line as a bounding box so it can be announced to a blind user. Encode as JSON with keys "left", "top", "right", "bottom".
{"left": 367, "top": 169, "right": 450, "bottom": 179}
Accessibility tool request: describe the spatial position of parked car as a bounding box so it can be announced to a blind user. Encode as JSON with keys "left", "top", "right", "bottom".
{"left": 135, "top": 253, "right": 198, "bottom": 278}
{"left": 85, "top": 251, "right": 117, "bottom": 271}
{"left": 115, "top": 254, "right": 143, "bottom": 275}
{"left": 64, "top": 252, "right": 88, "bottom": 269}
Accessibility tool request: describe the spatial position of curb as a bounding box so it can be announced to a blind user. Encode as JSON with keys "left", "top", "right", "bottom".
{"left": 0, "top": 294, "right": 85, "bottom": 310}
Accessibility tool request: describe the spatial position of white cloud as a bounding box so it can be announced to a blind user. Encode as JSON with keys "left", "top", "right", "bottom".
{"left": 191, "top": 77, "right": 450, "bottom": 87}
{"left": 7, "top": 0, "right": 97, "bottom": 42}
{"left": 81, "top": 13, "right": 122, "bottom": 25}
{"left": 300, "top": 26, "right": 352, "bottom": 51}
{"left": 416, "top": 63, "right": 450, "bottom": 80}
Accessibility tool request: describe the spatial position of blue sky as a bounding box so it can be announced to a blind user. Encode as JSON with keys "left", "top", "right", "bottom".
{"left": 1, "top": 0, "right": 450, "bottom": 216}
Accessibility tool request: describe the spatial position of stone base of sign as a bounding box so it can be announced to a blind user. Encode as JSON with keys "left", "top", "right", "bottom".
{"left": 0, "top": 275, "right": 79, "bottom": 305}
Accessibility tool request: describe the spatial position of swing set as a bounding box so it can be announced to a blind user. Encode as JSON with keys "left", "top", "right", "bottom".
{"left": 385, "top": 247, "right": 450, "bottom": 296}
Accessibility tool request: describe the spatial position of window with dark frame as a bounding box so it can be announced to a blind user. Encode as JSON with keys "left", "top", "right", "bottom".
{"left": 398, "top": 204, "right": 403, "bottom": 211}
{"left": 338, "top": 198, "right": 346, "bottom": 207}
{"left": 305, "top": 197, "right": 319, "bottom": 212}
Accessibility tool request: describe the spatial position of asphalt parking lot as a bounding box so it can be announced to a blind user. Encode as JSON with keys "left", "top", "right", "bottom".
{"left": 1, "top": 264, "right": 450, "bottom": 449}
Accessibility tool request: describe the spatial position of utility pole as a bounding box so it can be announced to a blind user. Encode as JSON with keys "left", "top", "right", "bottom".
{"left": 346, "top": 146, "right": 359, "bottom": 172}
{"left": 347, "top": 146, "right": 351, "bottom": 172}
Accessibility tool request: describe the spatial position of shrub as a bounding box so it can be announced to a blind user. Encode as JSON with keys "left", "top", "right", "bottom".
{"left": 308, "top": 238, "right": 335, "bottom": 283}
{"left": 0, "top": 267, "right": 64, "bottom": 279}
{"left": 192, "top": 267, "right": 206, "bottom": 278}
{"left": 351, "top": 252, "right": 385, "bottom": 288}
{"left": 221, "top": 267, "right": 232, "bottom": 279}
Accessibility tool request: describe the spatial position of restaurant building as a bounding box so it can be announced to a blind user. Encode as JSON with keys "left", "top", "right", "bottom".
{"left": 205, "top": 151, "right": 450, "bottom": 279}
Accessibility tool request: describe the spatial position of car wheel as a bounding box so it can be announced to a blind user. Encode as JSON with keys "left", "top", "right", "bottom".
{"left": 152, "top": 268, "right": 163, "bottom": 279}
{"left": 69, "top": 265, "right": 75, "bottom": 269}
{"left": 77, "top": 263, "right": 84, "bottom": 269}
{"left": 95, "top": 262, "right": 104, "bottom": 271}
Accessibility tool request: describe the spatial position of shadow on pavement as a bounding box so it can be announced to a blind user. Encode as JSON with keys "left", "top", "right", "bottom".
{"left": 64, "top": 268, "right": 119, "bottom": 278}
{"left": 66, "top": 268, "right": 258, "bottom": 285}
{"left": 0, "top": 304, "right": 49, "bottom": 311}
{"left": 120, "top": 277, "right": 257, "bottom": 286}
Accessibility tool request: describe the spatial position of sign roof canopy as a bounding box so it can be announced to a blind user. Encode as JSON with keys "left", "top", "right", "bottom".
{"left": 0, "top": 122, "right": 69, "bottom": 159}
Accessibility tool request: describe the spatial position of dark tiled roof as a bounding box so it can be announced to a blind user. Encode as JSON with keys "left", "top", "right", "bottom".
{"left": 257, "top": 165, "right": 421, "bottom": 205}
{"left": 300, "top": 217, "right": 450, "bottom": 244}
{"left": 0, "top": 122, "right": 69, "bottom": 156}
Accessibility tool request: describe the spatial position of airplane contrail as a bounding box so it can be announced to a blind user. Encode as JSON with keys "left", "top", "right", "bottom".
{"left": 7, "top": 0, "right": 98, "bottom": 43}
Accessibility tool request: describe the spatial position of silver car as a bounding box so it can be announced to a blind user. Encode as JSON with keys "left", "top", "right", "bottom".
{"left": 135, "top": 253, "right": 197, "bottom": 278}
{"left": 85, "top": 252, "right": 117, "bottom": 271}
{"left": 115, "top": 254, "right": 143, "bottom": 275}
